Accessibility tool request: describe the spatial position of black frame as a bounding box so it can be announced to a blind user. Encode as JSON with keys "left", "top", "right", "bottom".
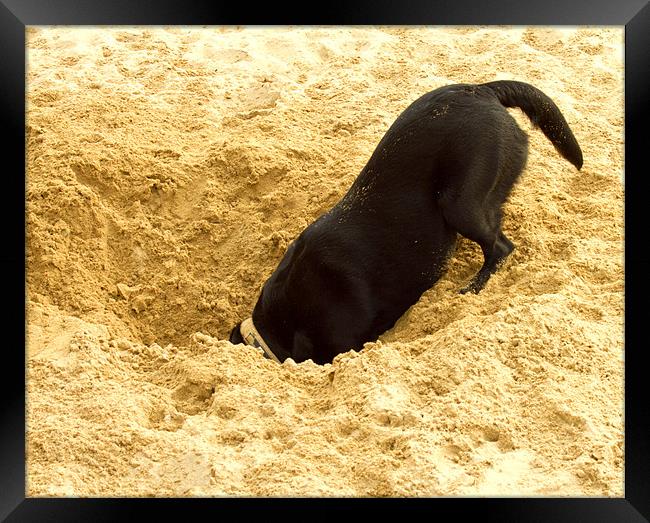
{"left": 5, "top": 1, "right": 648, "bottom": 521}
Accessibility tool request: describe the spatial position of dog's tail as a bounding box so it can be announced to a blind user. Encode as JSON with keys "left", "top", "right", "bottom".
{"left": 482, "top": 80, "right": 583, "bottom": 170}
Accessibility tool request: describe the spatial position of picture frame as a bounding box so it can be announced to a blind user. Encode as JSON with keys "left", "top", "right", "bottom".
{"left": 5, "top": 0, "right": 647, "bottom": 520}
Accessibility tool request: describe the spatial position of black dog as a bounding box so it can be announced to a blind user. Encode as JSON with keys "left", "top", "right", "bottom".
{"left": 230, "top": 80, "right": 583, "bottom": 365}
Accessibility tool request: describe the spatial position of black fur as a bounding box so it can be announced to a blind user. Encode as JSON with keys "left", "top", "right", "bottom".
{"left": 229, "top": 81, "right": 583, "bottom": 364}
{"left": 229, "top": 322, "right": 244, "bottom": 345}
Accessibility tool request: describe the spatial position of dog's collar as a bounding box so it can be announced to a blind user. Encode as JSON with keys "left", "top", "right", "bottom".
{"left": 240, "top": 318, "right": 281, "bottom": 363}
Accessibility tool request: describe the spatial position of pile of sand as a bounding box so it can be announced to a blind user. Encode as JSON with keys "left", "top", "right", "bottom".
{"left": 26, "top": 26, "right": 624, "bottom": 496}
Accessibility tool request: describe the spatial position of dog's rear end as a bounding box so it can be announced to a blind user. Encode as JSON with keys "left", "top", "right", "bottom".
{"left": 435, "top": 81, "right": 582, "bottom": 293}
{"left": 483, "top": 80, "right": 583, "bottom": 169}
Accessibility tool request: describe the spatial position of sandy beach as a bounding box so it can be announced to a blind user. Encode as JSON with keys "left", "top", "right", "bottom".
{"left": 26, "top": 26, "right": 624, "bottom": 497}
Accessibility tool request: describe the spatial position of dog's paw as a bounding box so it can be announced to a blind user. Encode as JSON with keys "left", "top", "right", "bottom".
{"left": 459, "top": 282, "right": 481, "bottom": 295}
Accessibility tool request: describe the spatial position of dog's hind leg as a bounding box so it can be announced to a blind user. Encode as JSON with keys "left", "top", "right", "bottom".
{"left": 440, "top": 194, "right": 515, "bottom": 294}
{"left": 462, "top": 229, "right": 514, "bottom": 294}
{"left": 438, "top": 115, "right": 528, "bottom": 293}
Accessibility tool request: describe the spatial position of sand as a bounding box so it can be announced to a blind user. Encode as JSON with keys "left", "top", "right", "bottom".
{"left": 26, "top": 26, "right": 624, "bottom": 497}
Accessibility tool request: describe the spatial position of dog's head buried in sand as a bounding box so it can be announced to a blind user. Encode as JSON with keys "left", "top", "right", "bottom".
{"left": 229, "top": 80, "right": 583, "bottom": 365}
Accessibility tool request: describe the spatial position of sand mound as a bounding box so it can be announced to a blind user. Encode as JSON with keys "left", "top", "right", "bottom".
{"left": 26, "top": 26, "right": 623, "bottom": 497}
